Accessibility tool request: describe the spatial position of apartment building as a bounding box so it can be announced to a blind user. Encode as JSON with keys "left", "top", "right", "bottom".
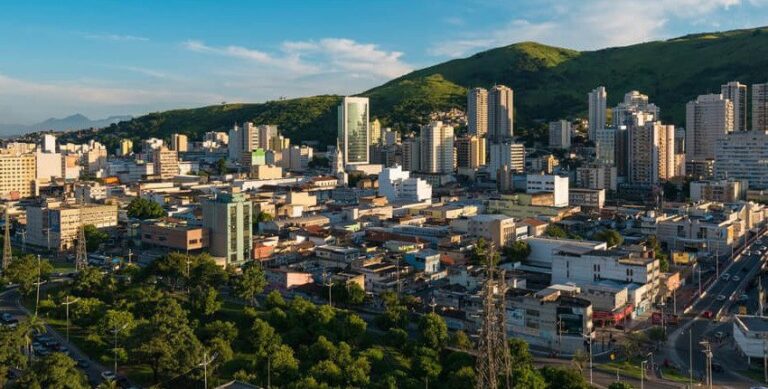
{"left": 152, "top": 147, "right": 180, "bottom": 180}
{"left": 715, "top": 130, "right": 768, "bottom": 189}
{"left": 0, "top": 151, "right": 36, "bottom": 199}
{"left": 526, "top": 174, "right": 569, "bottom": 207}
{"left": 27, "top": 201, "right": 118, "bottom": 251}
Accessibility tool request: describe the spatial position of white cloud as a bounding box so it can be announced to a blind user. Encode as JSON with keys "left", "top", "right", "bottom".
{"left": 84, "top": 33, "right": 149, "bottom": 42}
{"left": 430, "top": 0, "right": 750, "bottom": 57}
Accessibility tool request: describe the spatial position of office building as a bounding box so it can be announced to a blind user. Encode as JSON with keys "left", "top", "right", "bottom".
{"left": 753, "top": 83, "right": 768, "bottom": 131}
{"left": 27, "top": 201, "right": 118, "bottom": 251}
{"left": 467, "top": 214, "right": 519, "bottom": 248}
{"left": 141, "top": 219, "right": 209, "bottom": 251}
{"left": 153, "top": 146, "right": 180, "bottom": 180}
{"left": 401, "top": 136, "right": 420, "bottom": 172}
{"left": 257, "top": 125, "right": 279, "bottom": 150}
{"left": 118, "top": 139, "right": 133, "bottom": 156}
{"left": 171, "top": 133, "right": 188, "bottom": 152}
{"left": 420, "top": 121, "right": 454, "bottom": 174}
{"left": 588, "top": 86, "right": 607, "bottom": 141}
{"left": 378, "top": 165, "right": 432, "bottom": 203}
{"left": 715, "top": 130, "right": 768, "bottom": 189}
{"left": 467, "top": 87, "right": 488, "bottom": 137}
{"left": 488, "top": 85, "right": 514, "bottom": 142}
{"left": 370, "top": 119, "right": 382, "bottom": 146}
{"left": 595, "top": 126, "right": 616, "bottom": 165}
{"left": 576, "top": 165, "right": 617, "bottom": 192}
{"left": 202, "top": 191, "right": 253, "bottom": 266}
{"left": 489, "top": 142, "right": 524, "bottom": 177}
{"left": 721, "top": 81, "right": 748, "bottom": 132}
{"left": 686, "top": 94, "right": 734, "bottom": 161}
{"left": 338, "top": 96, "right": 370, "bottom": 166}
{"left": 549, "top": 120, "right": 571, "bottom": 149}
{"left": 526, "top": 174, "right": 569, "bottom": 207}
{"left": 629, "top": 122, "right": 676, "bottom": 186}
{"left": 455, "top": 135, "right": 486, "bottom": 169}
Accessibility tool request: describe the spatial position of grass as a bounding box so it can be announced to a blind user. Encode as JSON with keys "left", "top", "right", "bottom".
{"left": 596, "top": 359, "right": 645, "bottom": 380}
{"left": 660, "top": 366, "right": 692, "bottom": 383}
{"left": 51, "top": 261, "right": 75, "bottom": 273}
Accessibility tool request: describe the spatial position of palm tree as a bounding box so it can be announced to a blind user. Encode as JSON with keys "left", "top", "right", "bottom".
{"left": 20, "top": 315, "right": 45, "bottom": 359}
{"left": 96, "top": 380, "right": 119, "bottom": 389}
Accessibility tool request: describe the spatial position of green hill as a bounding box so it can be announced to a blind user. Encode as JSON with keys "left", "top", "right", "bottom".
{"left": 63, "top": 26, "right": 768, "bottom": 149}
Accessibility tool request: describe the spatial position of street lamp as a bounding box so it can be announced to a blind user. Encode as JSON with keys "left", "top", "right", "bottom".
{"left": 112, "top": 323, "right": 129, "bottom": 375}
{"left": 199, "top": 350, "right": 218, "bottom": 389}
{"left": 33, "top": 254, "right": 43, "bottom": 317}
{"left": 640, "top": 359, "right": 648, "bottom": 389}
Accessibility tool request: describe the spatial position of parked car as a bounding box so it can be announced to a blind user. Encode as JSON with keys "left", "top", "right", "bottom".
{"left": 101, "top": 371, "right": 116, "bottom": 381}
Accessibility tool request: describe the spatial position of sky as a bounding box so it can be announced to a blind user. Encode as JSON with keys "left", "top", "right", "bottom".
{"left": 0, "top": 0, "right": 766, "bottom": 123}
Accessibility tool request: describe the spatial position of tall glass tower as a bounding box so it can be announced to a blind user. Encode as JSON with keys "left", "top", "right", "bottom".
{"left": 338, "top": 97, "right": 370, "bottom": 166}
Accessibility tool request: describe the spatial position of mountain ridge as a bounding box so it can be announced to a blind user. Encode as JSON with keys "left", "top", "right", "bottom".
{"left": 1, "top": 114, "right": 132, "bottom": 137}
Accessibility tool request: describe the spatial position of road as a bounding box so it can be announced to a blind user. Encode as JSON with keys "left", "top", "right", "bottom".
{"left": 666, "top": 232, "right": 768, "bottom": 388}
{"left": 0, "top": 282, "right": 112, "bottom": 387}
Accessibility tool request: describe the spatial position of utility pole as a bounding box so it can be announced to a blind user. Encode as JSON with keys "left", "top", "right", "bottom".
{"left": 701, "top": 341, "right": 713, "bottom": 389}
{"left": 763, "top": 337, "right": 767, "bottom": 384}
{"left": 640, "top": 359, "right": 647, "bottom": 389}
{"left": 61, "top": 296, "right": 79, "bottom": 342}
{"left": 689, "top": 329, "right": 693, "bottom": 388}
{"left": 199, "top": 350, "right": 217, "bottom": 389}
{"left": 34, "top": 255, "right": 42, "bottom": 317}
{"left": 127, "top": 248, "right": 133, "bottom": 265}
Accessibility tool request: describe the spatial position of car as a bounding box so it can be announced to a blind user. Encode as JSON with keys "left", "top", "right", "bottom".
{"left": 714, "top": 331, "right": 725, "bottom": 340}
{"left": 722, "top": 273, "right": 731, "bottom": 281}
{"left": 1, "top": 313, "right": 12, "bottom": 322}
{"left": 58, "top": 346, "right": 69, "bottom": 355}
{"left": 44, "top": 340, "right": 60, "bottom": 348}
{"left": 703, "top": 311, "right": 715, "bottom": 319}
{"left": 717, "top": 295, "right": 727, "bottom": 301}
{"left": 733, "top": 276, "right": 742, "bottom": 282}
{"left": 76, "top": 359, "right": 90, "bottom": 369}
{"left": 741, "top": 294, "right": 750, "bottom": 301}
{"left": 746, "top": 251, "right": 752, "bottom": 256}
{"left": 2, "top": 318, "right": 18, "bottom": 328}
{"left": 101, "top": 371, "right": 116, "bottom": 381}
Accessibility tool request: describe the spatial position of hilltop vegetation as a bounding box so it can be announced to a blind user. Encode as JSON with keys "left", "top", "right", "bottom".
{"left": 61, "top": 27, "right": 768, "bottom": 148}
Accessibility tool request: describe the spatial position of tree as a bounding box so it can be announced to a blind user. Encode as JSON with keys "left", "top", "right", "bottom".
{"left": 233, "top": 263, "right": 266, "bottom": 306}
{"left": 72, "top": 266, "right": 104, "bottom": 296}
{"left": 126, "top": 197, "right": 165, "bottom": 220}
{"left": 418, "top": 313, "right": 448, "bottom": 350}
{"left": 571, "top": 349, "right": 589, "bottom": 373}
{"left": 199, "top": 320, "right": 238, "bottom": 344}
{"left": 608, "top": 382, "right": 635, "bottom": 389}
{"left": 445, "top": 366, "right": 475, "bottom": 389}
{"left": 189, "top": 286, "right": 221, "bottom": 317}
{"left": 215, "top": 158, "right": 227, "bottom": 175}
{"left": 255, "top": 211, "right": 274, "bottom": 224}
{"left": 471, "top": 238, "right": 500, "bottom": 266}
{"left": 540, "top": 366, "right": 589, "bottom": 389}
{"left": 451, "top": 330, "right": 473, "bottom": 350}
{"left": 413, "top": 347, "right": 442, "bottom": 387}
{"left": 511, "top": 366, "right": 546, "bottom": 389}
{"left": 250, "top": 319, "right": 281, "bottom": 358}
{"left": 545, "top": 224, "right": 567, "bottom": 238}
{"left": 648, "top": 326, "right": 667, "bottom": 345}
{"left": 0, "top": 325, "right": 29, "bottom": 387}
{"left": 594, "top": 229, "right": 624, "bottom": 248}
{"left": 4, "top": 255, "right": 52, "bottom": 295}
{"left": 509, "top": 338, "right": 534, "bottom": 367}
{"left": 71, "top": 297, "right": 106, "bottom": 327}
{"left": 503, "top": 240, "right": 531, "bottom": 262}
{"left": 265, "top": 290, "right": 287, "bottom": 309}
{"left": 189, "top": 256, "right": 228, "bottom": 289}
{"left": 83, "top": 224, "right": 109, "bottom": 252}
{"left": 16, "top": 353, "right": 89, "bottom": 389}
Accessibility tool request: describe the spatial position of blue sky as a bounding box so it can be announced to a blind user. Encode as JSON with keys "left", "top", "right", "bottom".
{"left": 0, "top": 0, "right": 766, "bottom": 123}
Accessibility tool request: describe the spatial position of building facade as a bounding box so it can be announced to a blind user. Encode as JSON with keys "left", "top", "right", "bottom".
{"left": 338, "top": 96, "right": 370, "bottom": 166}
{"left": 715, "top": 130, "right": 768, "bottom": 189}
{"left": 686, "top": 93, "right": 734, "bottom": 161}
{"left": 467, "top": 87, "right": 488, "bottom": 137}
{"left": 548, "top": 120, "right": 571, "bottom": 149}
{"left": 420, "top": 121, "right": 454, "bottom": 174}
{"left": 488, "top": 85, "right": 514, "bottom": 142}
{"left": 721, "top": 81, "right": 747, "bottom": 132}
{"left": 202, "top": 191, "right": 253, "bottom": 266}
{"left": 588, "top": 86, "right": 607, "bottom": 141}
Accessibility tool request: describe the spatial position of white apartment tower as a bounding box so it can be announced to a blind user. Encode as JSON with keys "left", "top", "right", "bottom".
{"left": 420, "top": 121, "right": 454, "bottom": 174}
{"left": 721, "top": 81, "right": 747, "bottom": 132}
{"left": 588, "top": 86, "right": 607, "bottom": 141}
{"left": 753, "top": 83, "right": 768, "bottom": 132}
{"left": 488, "top": 85, "right": 514, "bottom": 142}
{"left": 467, "top": 87, "right": 488, "bottom": 137}
{"left": 685, "top": 94, "right": 734, "bottom": 161}
{"left": 338, "top": 97, "right": 370, "bottom": 166}
{"left": 715, "top": 130, "right": 768, "bottom": 189}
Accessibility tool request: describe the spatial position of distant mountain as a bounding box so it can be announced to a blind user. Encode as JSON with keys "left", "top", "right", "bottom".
{"left": 59, "top": 26, "right": 768, "bottom": 148}
{"left": 0, "top": 114, "right": 132, "bottom": 137}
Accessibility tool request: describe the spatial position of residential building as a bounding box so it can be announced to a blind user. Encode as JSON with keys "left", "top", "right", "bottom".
{"left": 171, "top": 133, "right": 188, "bottom": 152}
{"left": 420, "top": 121, "right": 454, "bottom": 174}
{"left": 629, "top": 121, "right": 676, "bottom": 186}
{"left": 526, "top": 174, "right": 569, "bottom": 207}
{"left": 686, "top": 93, "right": 734, "bottom": 161}
{"left": 202, "top": 191, "right": 253, "bottom": 266}
{"left": 35, "top": 151, "right": 62, "bottom": 183}
{"left": 753, "top": 83, "right": 768, "bottom": 131}
{"left": 284, "top": 145, "right": 313, "bottom": 172}
{"left": 488, "top": 85, "right": 514, "bottom": 142}
{"left": 613, "top": 91, "right": 659, "bottom": 127}
{"left": 152, "top": 146, "right": 180, "bottom": 179}
{"left": 338, "top": 96, "right": 370, "bottom": 166}
{"left": 0, "top": 151, "right": 36, "bottom": 199}
{"left": 27, "top": 201, "right": 118, "bottom": 251}
{"left": 467, "top": 214, "right": 518, "bottom": 248}
{"left": 42, "top": 134, "right": 56, "bottom": 153}
{"left": 656, "top": 213, "right": 736, "bottom": 254}
{"left": 404, "top": 249, "right": 440, "bottom": 274}
{"left": 118, "top": 139, "right": 133, "bottom": 156}
{"left": 489, "top": 142, "right": 524, "bottom": 176}
{"left": 401, "top": 136, "right": 420, "bottom": 172}
{"left": 228, "top": 122, "right": 259, "bottom": 162}
{"left": 569, "top": 188, "right": 606, "bottom": 209}
{"left": 378, "top": 165, "right": 432, "bottom": 203}
{"left": 84, "top": 145, "right": 107, "bottom": 173}
{"left": 370, "top": 119, "right": 382, "bottom": 146}
{"left": 549, "top": 120, "right": 571, "bottom": 149}
{"left": 455, "top": 135, "right": 486, "bottom": 169}
{"left": 140, "top": 219, "right": 208, "bottom": 251}
{"left": 74, "top": 182, "right": 107, "bottom": 203}
{"left": 595, "top": 126, "right": 616, "bottom": 165}
{"left": 467, "top": 87, "right": 488, "bottom": 137}
{"left": 250, "top": 165, "right": 283, "bottom": 180}
{"left": 257, "top": 125, "right": 279, "bottom": 150}
{"left": 576, "top": 165, "right": 617, "bottom": 191}
{"left": 690, "top": 179, "right": 747, "bottom": 202}
{"left": 588, "top": 86, "right": 607, "bottom": 141}
{"left": 316, "top": 245, "right": 360, "bottom": 263}
{"left": 715, "top": 130, "right": 768, "bottom": 189}
{"left": 721, "top": 81, "right": 748, "bottom": 132}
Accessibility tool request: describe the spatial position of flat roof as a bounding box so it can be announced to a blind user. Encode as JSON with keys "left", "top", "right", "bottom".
{"left": 737, "top": 315, "right": 768, "bottom": 333}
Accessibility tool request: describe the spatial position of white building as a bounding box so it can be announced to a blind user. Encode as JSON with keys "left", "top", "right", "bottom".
{"left": 35, "top": 151, "right": 62, "bottom": 182}
{"left": 467, "top": 87, "right": 488, "bottom": 137}
{"left": 420, "top": 121, "right": 454, "bottom": 174}
{"left": 686, "top": 93, "right": 734, "bottom": 161}
{"left": 42, "top": 134, "right": 57, "bottom": 153}
{"left": 378, "top": 165, "right": 432, "bottom": 203}
{"left": 489, "top": 142, "right": 524, "bottom": 176}
{"left": 715, "top": 130, "right": 768, "bottom": 189}
{"left": 548, "top": 120, "right": 571, "bottom": 149}
{"left": 588, "top": 86, "right": 607, "bottom": 141}
{"left": 526, "top": 174, "right": 569, "bottom": 207}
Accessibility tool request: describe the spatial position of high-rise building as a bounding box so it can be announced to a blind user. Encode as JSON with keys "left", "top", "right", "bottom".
{"left": 489, "top": 142, "right": 525, "bottom": 176}
{"left": 588, "top": 86, "right": 607, "bottom": 141}
{"left": 228, "top": 122, "right": 259, "bottom": 162}
{"left": 257, "top": 125, "right": 279, "bottom": 150}
{"left": 721, "top": 81, "right": 747, "bottom": 132}
{"left": 0, "top": 151, "right": 36, "bottom": 199}
{"left": 628, "top": 122, "right": 675, "bottom": 186}
{"left": 153, "top": 146, "right": 180, "bottom": 179}
{"left": 753, "top": 83, "right": 768, "bottom": 131}
{"left": 283, "top": 145, "right": 313, "bottom": 172}
{"left": 118, "top": 139, "right": 133, "bottom": 156}
{"left": 685, "top": 94, "right": 734, "bottom": 161}
{"left": 488, "top": 85, "right": 514, "bottom": 142}
{"left": 595, "top": 127, "right": 616, "bottom": 165}
{"left": 202, "top": 191, "right": 252, "bottom": 266}
{"left": 419, "top": 121, "right": 454, "bottom": 174}
{"left": 548, "top": 120, "right": 571, "bottom": 149}
{"left": 455, "top": 135, "right": 486, "bottom": 169}
{"left": 370, "top": 119, "right": 382, "bottom": 146}
{"left": 35, "top": 151, "right": 62, "bottom": 183}
{"left": 715, "top": 130, "right": 768, "bottom": 189}
{"left": 401, "top": 136, "right": 420, "bottom": 172}
{"left": 171, "top": 133, "right": 188, "bottom": 152}
{"left": 612, "top": 91, "right": 659, "bottom": 127}
{"left": 338, "top": 97, "right": 370, "bottom": 166}
{"left": 42, "top": 134, "right": 57, "bottom": 153}
{"left": 467, "top": 87, "right": 488, "bottom": 137}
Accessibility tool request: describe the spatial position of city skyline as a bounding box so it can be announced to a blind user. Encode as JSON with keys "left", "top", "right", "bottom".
{"left": 1, "top": 0, "right": 767, "bottom": 123}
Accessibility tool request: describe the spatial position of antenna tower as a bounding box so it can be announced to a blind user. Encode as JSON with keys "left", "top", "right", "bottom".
{"left": 75, "top": 224, "right": 88, "bottom": 271}
{"left": 475, "top": 246, "right": 512, "bottom": 389}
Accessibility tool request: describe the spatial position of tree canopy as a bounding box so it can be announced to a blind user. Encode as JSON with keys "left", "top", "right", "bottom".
{"left": 126, "top": 197, "right": 165, "bottom": 220}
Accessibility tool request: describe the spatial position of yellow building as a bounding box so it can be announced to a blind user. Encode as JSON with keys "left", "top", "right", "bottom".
{"left": 0, "top": 151, "right": 36, "bottom": 199}
{"left": 153, "top": 147, "right": 180, "bottom": 179}
{"left": 119, "top": 139, "right": 133, "bottom": 156}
